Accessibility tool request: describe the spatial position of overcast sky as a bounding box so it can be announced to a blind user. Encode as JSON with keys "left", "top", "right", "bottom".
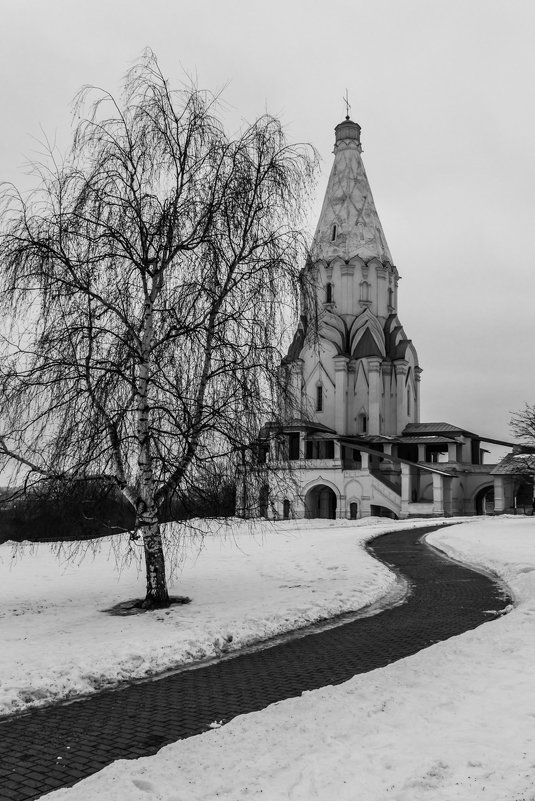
{"left": 1, "top": 0, "right": 533, "bottom": 457}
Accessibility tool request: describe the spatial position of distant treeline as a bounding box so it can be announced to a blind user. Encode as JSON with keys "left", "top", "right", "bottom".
{"left": 0, "top": 478, "right": 236, "bottom": 543}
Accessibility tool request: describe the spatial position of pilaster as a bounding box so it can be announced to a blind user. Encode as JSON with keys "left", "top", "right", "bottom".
{"left": 394, "top": 361, "right": 408, "bottom": 434}
{"left": 333, "top": 355, "right": 349, "bottom": 435}
{"left": 340, "top": 262, "right": 353, "bottom": 316}
{"left": 414, "top": 366, "right": 422, "bottom": 423}
{"left": 368, "top": 357, "right": 382, "bottom": 434}
{"left": 376, "top": 262, "right": 389, "bottom": 320}
{"left": 382, "top": 362, "right": 393, "bottom": 434}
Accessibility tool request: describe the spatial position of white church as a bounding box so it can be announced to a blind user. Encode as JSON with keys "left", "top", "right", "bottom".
{"left": 253, "top": 116, "right": 533, "bottom": 520}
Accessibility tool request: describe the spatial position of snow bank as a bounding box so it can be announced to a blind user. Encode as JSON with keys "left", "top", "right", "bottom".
{"left": 39, "top": 516, "right": 535, "bottom": 801}
{"left": 0, "top": 517, "right": 437, "bottom": 717}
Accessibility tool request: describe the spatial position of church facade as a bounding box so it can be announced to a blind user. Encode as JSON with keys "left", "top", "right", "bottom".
{"left": 254, "top": 117, "right": 532, "bottom": 520}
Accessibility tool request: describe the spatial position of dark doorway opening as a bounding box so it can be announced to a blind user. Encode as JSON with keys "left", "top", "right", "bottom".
{"left": 305, "top": 485, "right": 337, "bottom": 519}
{"left": 283, "top": 499, "right": 291, "bottom": 519}
{"left": 475, "top": 486, "right": 494, "bottom": 515}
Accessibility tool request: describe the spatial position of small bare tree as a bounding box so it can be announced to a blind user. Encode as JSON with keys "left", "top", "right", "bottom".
{"left": 511, "top": 404, "right": 535, "bottom": 446}
{"left": 0, "top": 52, "right": 317, "bottom": 607}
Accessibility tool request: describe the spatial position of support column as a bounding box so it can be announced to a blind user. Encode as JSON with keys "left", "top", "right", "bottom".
{"left": 432, "top": 473, "right": 445, "bottom": 516}
{"left": 394, "top": 361, "right": 408, "bottom": 433}
{"left": 447, "top": 442, "right": 458, "bottom": 462}
{"left": 368, "top": 357, "right": 382, "bottom": 435}
{"left": 494, "top": 476, "right": 505, "bottom": 513}
{"left": 400, "top": 463, "right": 411, "bottom": 518}
{"left": 333, "top": 355, "right": 349, "bottom": 435}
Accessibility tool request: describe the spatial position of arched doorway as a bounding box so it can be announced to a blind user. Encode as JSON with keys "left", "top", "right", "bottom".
{"left": 475, "top": 486, "right": 494, "bottom": 515}
{"left": 349, "top": 501, "right": 358, "bottom": 520}
{"left": 283, "top": 499, "right": 291, "bottom": 519}
{"left": 305, "top": 485, "right": 337, "bottom": 519}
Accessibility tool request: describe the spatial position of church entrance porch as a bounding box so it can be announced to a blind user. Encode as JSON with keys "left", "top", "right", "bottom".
{"left": 305, "top": 485, "right": 337, "bottom": 519}
{"left": 475, "top": 486, "right": 495, "bottom": 515}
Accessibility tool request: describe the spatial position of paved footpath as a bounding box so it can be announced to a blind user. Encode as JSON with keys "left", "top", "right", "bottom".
{"left": 0, "top": 525, "right": 511, "bottom": 800}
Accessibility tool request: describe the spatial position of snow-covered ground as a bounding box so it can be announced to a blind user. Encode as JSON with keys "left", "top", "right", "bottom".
{"left": 31, "top": 515, "right": 535, "bottom": 801}
{"left": 0, "top": 516, "right": 439, "bottom": 717}
{"left": 4, "top": 515, "right": 535, "bottom": 799}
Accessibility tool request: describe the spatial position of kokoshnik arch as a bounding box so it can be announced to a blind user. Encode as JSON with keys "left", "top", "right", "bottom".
{"left": 245, "top": 116, "right": 534, "bottom": 520}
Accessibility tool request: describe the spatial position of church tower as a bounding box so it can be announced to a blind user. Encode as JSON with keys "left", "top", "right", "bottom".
{"left": 255, "top": 116, "right": 517, "bottom": 522}
{"left": 285, "top": 116, "right": 421, "bottom": 436}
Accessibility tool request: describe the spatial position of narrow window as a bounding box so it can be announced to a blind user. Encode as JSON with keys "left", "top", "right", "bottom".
{"left": 259, "top": 484, "right": 269, "bottom": 517}
{"left": 288, "top": 433, "right": 300, "bottom": 460}
{"left": 331, "top": 224, "right": 337, "bottom": 242}
{"left": 388, "top": 287, "right": 394, "bottom": 309}
{"left": 360, "top": 281, "right": 370, "bottom": 302}
{"left": 316, "top": 384, "right": 323, "bottom": 412}
{"left": 358, "top": 413, "right": 367, "bottom": 434}
{"left": 326, "top": 282, "right": 333, "bottom": 303}
{"left": 407, "top": 387, "right": 411, "bottom": 416}
{"left": 283, "top": 499, "right": 291, "bottom": 519}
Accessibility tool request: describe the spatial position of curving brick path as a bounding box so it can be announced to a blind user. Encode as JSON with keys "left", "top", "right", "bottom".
{"left": 0, "top": 524, "right": 511, "bottom": 800}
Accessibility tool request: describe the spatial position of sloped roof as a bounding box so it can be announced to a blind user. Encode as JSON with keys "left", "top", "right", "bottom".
{"left": 491, "top": 453, "right": 535, "bottom": 475}
{"left": 311, "top": 118, "right": 392, "bottom": 263}
{"left": 398, "top": 435, "right": 459, "bottom": 445}
{"left": 403, "top": 422, "right": 479, "bottom": 438}
{"left": 259, "top": 420, "right": 336, "bottom": 437}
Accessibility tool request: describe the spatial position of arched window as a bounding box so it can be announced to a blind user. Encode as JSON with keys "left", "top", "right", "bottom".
{"left": 407, "top": 387, "right": 411, "bottom": 415}
{"left": 360, "top": 281, "right": 370, "bottom": 302}
{"left": 331, "top": 224, "right": 337, "bottom": 242}
{"left": 325, "top": 282, "right": 333, "bottom": 304}
{"left": 316, "top": 384, "right": 323, "bottom": 412}
{"left": 358, "top": 413, "right": 367, "bottom": 434}
{"left": 388, "top": 287, "right": 394, "bottom": 309}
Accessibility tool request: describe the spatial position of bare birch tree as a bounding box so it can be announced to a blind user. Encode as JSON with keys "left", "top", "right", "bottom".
{"left": 0, "top": 51, "right": 316, "bottom": 607}
{"left": 511, "top": 404, "right": 535, "bottom": 446}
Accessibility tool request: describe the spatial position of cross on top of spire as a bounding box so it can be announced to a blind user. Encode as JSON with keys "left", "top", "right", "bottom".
{"left": 343, "top": 89, "right": 351, "bottom": 120}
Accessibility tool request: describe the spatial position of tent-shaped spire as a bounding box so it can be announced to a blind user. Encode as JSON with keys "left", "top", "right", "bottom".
{"left": 312, "top": 118, "right": 392, "bottom": 263}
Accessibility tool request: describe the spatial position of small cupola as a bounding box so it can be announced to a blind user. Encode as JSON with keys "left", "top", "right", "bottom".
{"left": 334, "top": 117, "right": 362, "bottom": 148}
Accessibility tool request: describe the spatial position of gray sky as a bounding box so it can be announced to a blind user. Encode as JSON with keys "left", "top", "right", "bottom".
{"left": 1, "top": 0, "right": 534, "bottom": 456}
